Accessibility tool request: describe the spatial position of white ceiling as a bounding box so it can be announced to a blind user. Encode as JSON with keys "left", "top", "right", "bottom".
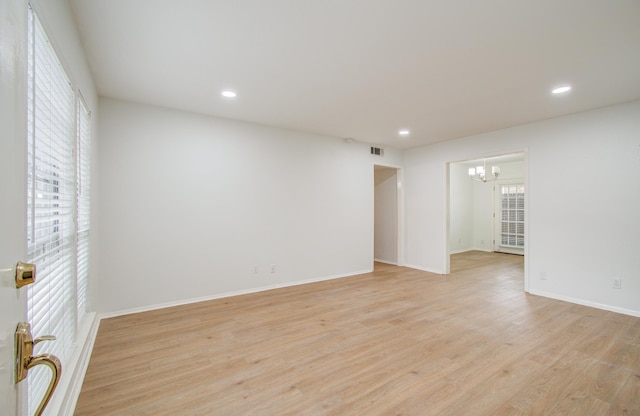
{"left": 69, "top": 0, "right": 640, "bottom": 150}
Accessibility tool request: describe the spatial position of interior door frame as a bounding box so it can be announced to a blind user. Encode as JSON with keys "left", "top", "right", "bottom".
{"left": 373, "top": 164, "right": 404, "bottom": 267}
{"left": 445, "top": 149, "right": 529, "bottom": 293}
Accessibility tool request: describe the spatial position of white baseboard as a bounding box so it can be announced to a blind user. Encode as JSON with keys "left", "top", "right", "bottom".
{"left": 101, "top": 268, "right": 373, "bottom": 319}
{"left": 528, "top": 289, "right": 640, "bottom": 318}
{"left": 449, "top": 248, "right": 473, "bottom": 254}
{"left": 373, "top": 258, "right": 397, "bottom": 265}
{"left": 44, "top": 312, "right": 100, "bottom": 416}
{"left": 449, "top": 248, "right": 494, "bottom": 255}
{"left": 471, "top": 247, "right": 494, "bottom": 253}
{"left": 402, "top": 263, "right": 445, "bottom": 275}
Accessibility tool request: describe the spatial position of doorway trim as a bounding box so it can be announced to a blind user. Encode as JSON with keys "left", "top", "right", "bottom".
{"left": 445, "top": 149, "right": 529, "bottom": 292}
{"left": 373, "top": 164, "right": 404, "bottom": 266}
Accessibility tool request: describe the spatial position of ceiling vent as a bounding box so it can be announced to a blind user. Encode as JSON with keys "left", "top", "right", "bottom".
{"left": 370, "top": 146, "right": 384, "bottom": 157}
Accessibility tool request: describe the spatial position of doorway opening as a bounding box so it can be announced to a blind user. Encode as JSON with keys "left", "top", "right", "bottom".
{"left": 447, "top": 152, "right": 528, "bottom": 290}
{"left": 374, "top": 165, "right": 403, "bottom": 266}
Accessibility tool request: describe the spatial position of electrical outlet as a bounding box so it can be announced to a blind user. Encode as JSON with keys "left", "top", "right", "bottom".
{"left": 613, "top": 278, "right": 622, "bottom": 289}
{"left": 539, "top": 271, "right": 547, "bottom": 280}
{"left": 253, "top": 266, "right": 258, "bottom": 274}
{"left": 271, "top": 264, "right": 276, "bottom": 274}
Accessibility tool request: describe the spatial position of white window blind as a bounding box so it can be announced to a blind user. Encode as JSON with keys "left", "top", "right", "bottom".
{"left": 26, "top": 5, "right": 91, "bottom": 414}
{"left": 499, "top": 184, "right": 525, "bottom": 248}
{"left": 76, "top": 97, "right": 91, "bottom": 322}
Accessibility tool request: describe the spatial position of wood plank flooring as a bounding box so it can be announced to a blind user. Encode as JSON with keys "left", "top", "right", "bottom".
{"left": 75, "top": 251, "right": 640, "bottom": 415}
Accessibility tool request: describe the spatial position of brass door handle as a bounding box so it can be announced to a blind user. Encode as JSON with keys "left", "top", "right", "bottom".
{"left": 15, "top": 261, "right": 36, "bottom": 288}
{"left": 15, "top": 322, "right": 62, "bottom": 416}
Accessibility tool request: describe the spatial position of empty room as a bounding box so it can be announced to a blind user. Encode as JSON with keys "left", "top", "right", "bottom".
{"left": 1, "top": 1, "right": 639, "bottom": 415}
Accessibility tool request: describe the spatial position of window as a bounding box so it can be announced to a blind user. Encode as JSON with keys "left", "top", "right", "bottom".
{"left": 499, "top": 184, "right": 525, "bottom": 248}
{"left": 26, "top": 6, "right": 91, "bottom": 414}
{"left": 76, "top": 97, "right": 91, "bottom": 322}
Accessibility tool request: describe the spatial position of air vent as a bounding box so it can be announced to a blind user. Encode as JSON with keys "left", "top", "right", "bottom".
{"left": 370, "top": 146, "right": 384, "bottom": 156}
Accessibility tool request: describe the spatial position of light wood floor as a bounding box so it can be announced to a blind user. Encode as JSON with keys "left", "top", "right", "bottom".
{"left": 75, "top": 252, "right": 640, "bottom": 415}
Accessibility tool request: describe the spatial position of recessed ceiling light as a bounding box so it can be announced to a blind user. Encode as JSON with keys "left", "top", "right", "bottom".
{"left": 551, "top": 86, "right": 571, "bottom": 94}
{"left": 398, "top": 129, "right": 410, "bottom": 136}
{"left": 221, "top": 90, "right": 237, "bottom": 98}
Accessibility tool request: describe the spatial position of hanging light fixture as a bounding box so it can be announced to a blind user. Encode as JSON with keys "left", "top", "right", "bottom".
{"left": 468, "top": 159, "right": 501, "bottom": 182}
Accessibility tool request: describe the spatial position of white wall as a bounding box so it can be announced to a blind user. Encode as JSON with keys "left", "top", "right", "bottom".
{"left": 471, "top": 177, "right": 494, "bottom": 252}
{"left": 448, "top": 163, "right": 474, "bottom": 253}
{"left": 374, "top": 167, "right": 398, "bottom": 264}
{"left": 405, "top": 100, "right": 640, "bottom": 316}
{"left": 96, "top": 98, "right": 390, "bottom": 314}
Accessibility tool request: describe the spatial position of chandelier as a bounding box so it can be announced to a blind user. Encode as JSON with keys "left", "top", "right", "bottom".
{"left": 468, "top": 160, "right": 501, "bottom": 182}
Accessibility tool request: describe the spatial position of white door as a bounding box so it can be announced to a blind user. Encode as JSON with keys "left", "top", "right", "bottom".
{"left": 1, "top": 0, "right": 29, "bottom": 414}
{"left": 494, "top": 182, "right": 525, "bottom": 255}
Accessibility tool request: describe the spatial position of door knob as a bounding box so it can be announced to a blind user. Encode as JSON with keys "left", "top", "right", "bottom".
{"left": 15, "top": 261, "right": 36, "bottom": 288}
{"left": 15, "top": 322, "right": 61, "bottom": 416}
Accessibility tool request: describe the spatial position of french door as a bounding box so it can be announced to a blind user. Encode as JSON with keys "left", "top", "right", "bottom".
{"left": 494, "top": 182, "right": 525, "bottom": 255}
{"left": 0, "top": 1, "right": 29, "bottom": 414}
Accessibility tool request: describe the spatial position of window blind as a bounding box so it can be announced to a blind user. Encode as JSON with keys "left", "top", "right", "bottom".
{"left": 26, "top": 5, "right": 91, "bottom": 414}
{"left": 499, "top": 184, "right": 525, "bottom": 248}
{"left": 76, "top": 97, "right": 91, "bottom": 322}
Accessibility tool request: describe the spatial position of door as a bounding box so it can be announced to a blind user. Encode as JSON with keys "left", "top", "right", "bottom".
{"left": 1, "top": 0, "right": 29, "bottom": 414}
{"left": 494, "top": 182, "right": 525, "bottom": 255}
